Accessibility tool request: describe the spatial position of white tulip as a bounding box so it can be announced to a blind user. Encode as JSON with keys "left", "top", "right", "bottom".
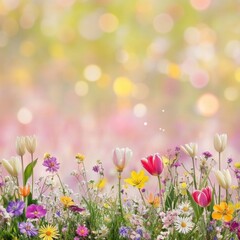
{"left": 16, "top": 136, "right": 26, "bottom": 157}
{"left": 215, "top": 169, "right": 232, "bottom": 189}
{"left": 2, "top": 157, "right": 21, "bottom": 177}
{"left": 25, "top": 135, "right": 37, "bottom": 154}
{"left": 181, "top": 143, "right": 198, "bottom": 158}
{"left": 214, "top": 133, "right": 227, "bottom": 153}
{"left": 112, "top": 147, "right": 133, "bottom": 172}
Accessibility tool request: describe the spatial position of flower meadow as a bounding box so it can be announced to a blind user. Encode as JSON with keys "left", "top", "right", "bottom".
{"left": 1, "top": 135, "right": 240, "bottom": 240}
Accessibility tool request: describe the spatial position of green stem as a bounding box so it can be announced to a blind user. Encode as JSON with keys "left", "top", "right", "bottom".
{"left": 138, "top": 189, "right": 146, "bottom": 207}
{"left": 31, "top": 153, "right": 34, "bottom": 198}
{"left": 219, "top": 152, "right": 221, "bottom": 204}
{"left": 157, "top": 175, "right": 164, "bottom": 211}
{"left": 21, "top": 155, "right": 24, "bottom": 186}
{"left": 57, "top": 173, "right": 66, "bottom": 195}
{"left": 118, "top": 172, "right": 124, "bottom": 219}
{"left": 191, "top": 157, "right": 197, "bottom": 189}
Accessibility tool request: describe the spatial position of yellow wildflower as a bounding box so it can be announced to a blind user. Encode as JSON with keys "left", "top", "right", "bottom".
{"left": 162, "top": 156, "right": 170, "bottom": 166}
{"left": 180, "top": 182, "right": 187, "bottom": 195}
{"left": 43, "top": 153, "right": 51, "bottom": 159}
{"left": 234, "top": 162, "right": 240, "bottom": 169}
{"left": 39, "top": 224, "right": 59, "bottom": 240}
{"left": 212, "top": 202, "right": 234, "bottom": 222}
{"left": 60, "top": 196, "right": 74, "bottom": 207}
{"left": 75, "top": 153, "right": 85, "bottom": 163}
{"left": 124, "top": 170, "right": 149, "bottom": 189}
{"left": 96, "top": 178, "right": 107, "bottom": 189}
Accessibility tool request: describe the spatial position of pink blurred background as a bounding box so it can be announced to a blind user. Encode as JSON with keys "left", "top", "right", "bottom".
{"left": 0, "top": 0, "right": 240, "bottom": 182}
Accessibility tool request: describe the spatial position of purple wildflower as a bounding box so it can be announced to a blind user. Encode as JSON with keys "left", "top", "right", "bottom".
{"left": 43, "top": 157, "right": 60, "bottom": 173}
{"left": 7, "top": 200, "right": 25, "bottom": 216}
{"left": 229, "top": 221, "right": 239, "bottom": 232}
{"left": 175, "top": 146, "right": 181, "bottom": 153}
{"left": 69, "top": 205, "right": 85, "bottom": 213}
{"left": 74, "top": 237, "right": 80, "bottom": 240}
{"left": 18, "top": 222, "right": 38, "bottom": 237}
{"left": 119, "top": 226, "right": 129, "bottom": 237}
{"left": 92, "top": 165, "right": 100, "bottom": 173}
{"left": 26, "top": 204, "right": 47, "bottom": 219}
{"left": 228, "top": 158, "right": 233, "bottom": 164}
{"left": 203, "top": 151, "right": 212, "bottom": 159}
{"left": 173, "top": 161, "right": 181, "bottom": 168}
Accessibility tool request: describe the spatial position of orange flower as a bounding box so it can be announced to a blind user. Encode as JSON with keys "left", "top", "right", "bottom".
{"left": 212, "top": 202, "right": 234, "bottom": 222}
{"left": 19, "top": 185, "right": 30, "bottom": 197}
{"left": 147, "top": 193, "right": 160, "bottom": 207}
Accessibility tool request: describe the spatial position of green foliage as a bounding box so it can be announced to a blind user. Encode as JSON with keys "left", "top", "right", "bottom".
{"left": 24, "top": 159, "right": 38, "bottom": 186}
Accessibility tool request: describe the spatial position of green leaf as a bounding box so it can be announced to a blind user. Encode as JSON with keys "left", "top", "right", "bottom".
{"left": 165, "top": 184, "right": 175, "bottom": 210}
{"left": 24, "top": 159, "right": 38, "bottom": 185}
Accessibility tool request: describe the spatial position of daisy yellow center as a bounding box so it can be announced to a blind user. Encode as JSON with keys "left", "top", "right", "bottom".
{"left": 181, "top": 222, "right": 187, "bottom": 228}
{"left": 46, "top": 231, "right": 52, "bottom": 236}
{"left": 183, "top": 206, "right": 189, "bottom": 212}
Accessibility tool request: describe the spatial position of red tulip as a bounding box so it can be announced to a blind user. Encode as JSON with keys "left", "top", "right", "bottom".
{"left": 141, "top": 154, "right": 164, "bottom": 176}
{"left": 192, "top": 187, "right": 212, "bottom": 207}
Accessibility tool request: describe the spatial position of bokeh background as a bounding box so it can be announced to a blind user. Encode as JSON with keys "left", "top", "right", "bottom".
{"left": 1, "top": 0, "right": 240, "bottom": 181}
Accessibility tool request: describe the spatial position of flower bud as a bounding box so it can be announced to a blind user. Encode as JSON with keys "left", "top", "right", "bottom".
{"left": 25, "top": 135, "right": 37, "bottom": 154}
{"left": 16, "top": 136, "right": 26, "bottom": 157}
{"left": 2, "top": 157, "right": 21, "bottom": 177}
{"left": 181, "top": 143, "right": 198, "bottom": 158}
{"left": 214, "top": 134, "right": 227, "bottom": 153}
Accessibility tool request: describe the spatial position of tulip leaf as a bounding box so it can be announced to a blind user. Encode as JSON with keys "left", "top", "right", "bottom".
{"left": 165, "top": 185, "right": 175, "bottom": 210}
{"left": 24, "top": 159, "right": 38, "bottom": 185}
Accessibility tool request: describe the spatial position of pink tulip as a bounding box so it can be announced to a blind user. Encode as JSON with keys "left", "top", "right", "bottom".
{"left": 141, "top": 154, "right": 164, "bottom": 176}
{"left": 192, "top": 187, "right": 212, "bottom": 207}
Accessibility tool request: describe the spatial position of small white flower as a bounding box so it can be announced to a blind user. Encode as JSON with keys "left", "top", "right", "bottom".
{"left": 174, "top": 216, "right": 194, "bottom": 234}
{"left": 178, "top": 202, "right": 193, "bottom": 216}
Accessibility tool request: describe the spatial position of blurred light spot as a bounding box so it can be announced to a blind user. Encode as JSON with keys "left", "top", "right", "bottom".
{"left": 84, "top": 64, "right": 102, "bottom": 82}
{"left": 133, "top": 103, "right": 147, "bottom": 118}
{"left": 197, "top": 93, "right": 219, "bottom": 117}
{"left": 153, "top": 14, "right": 174, "bottom": 33}
{"left": 235, "top": 68, "right": 240, "bottom": 82}
{"left": 157, "top": 59, "right": 169, "bottom": 74}
{"left": 79, "top": 11, "right": 102, "bottom": 40}
{"left": 162, "top": 109, "right": 165, "bottom": 112}
{"left": 132, "top": 83, "right": 149, "bottom": 100}
{"left": 190, "top": 70, "right": 209, "bottom": 88}
{"left": 190, "top": 0, "right": 212, "bottom": 11}
{"left": 116, "top": 50, "right": 129, "bottom": 63}
{"left": 17, "top": 107, "right": 32, "bottom": 124}
{"left": 144, "top": 122, "right": 148, "bottom": 126}
{"left": 224, "top": 87, "right": 239, "bottom": 101}
{"left": 12, "top": 68, "right": 31, "bottom": 85}
{"left": 225, "top": 40, "right": 240, "bottom": 60}
{"left": 148, "top": 38, "right": 169, "bottom": 56}
{"left": 113, "top": 77, "right": 133, "bottom": 97}
{"left": 75, "top": 81, "right": 89, "bottom": 96}
{"left": 2, "top": 18, "right": 18, "bottom": 36}
{"left": 20, "top": 4, "right": 37, "bottom": 29}
{"left": 0, "top": 31, "right": 8, "bottom": 47}
{"left": 97, "top": 74, "right": 111, "bottom": 88}
{"left": 184, "top": 27, "right": 200, "bottom": 44}
{"left": 50, "top": 44, "right": 65, "bottom": 59}
{"left": 167, "top": 63, "right": 181, "bottom": 79}
{"left": 99, "top": 13, "right": 119, "bottom": 33}
{"left": 2, "top": 0, "right": 19, "bottom": 11}
{"left": 41, "top": 17, "right": 58, "bottom": 37}
{"left": 20, "top": 41, "right": 35, "bottom": 57}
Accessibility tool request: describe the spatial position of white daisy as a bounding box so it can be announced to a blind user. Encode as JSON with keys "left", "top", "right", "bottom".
{"left": 174, "top": 216, "right": 194, "bottom": 234}
{"left": 178, "top": 202, "right": 193, "bottom": 216}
